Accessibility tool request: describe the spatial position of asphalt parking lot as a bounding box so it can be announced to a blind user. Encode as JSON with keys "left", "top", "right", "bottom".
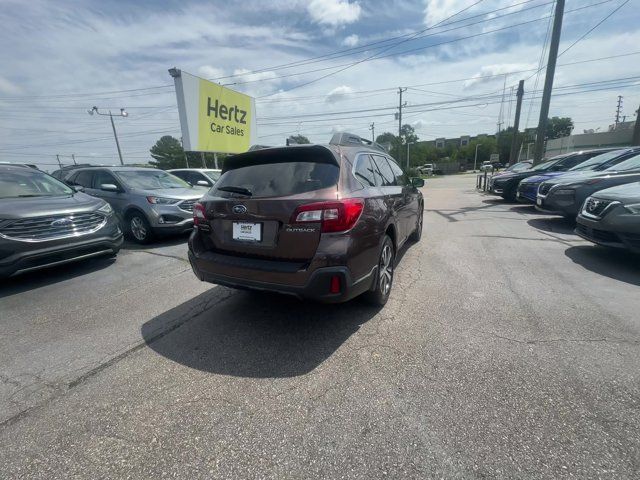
{"left": 1, "top": 173, "right": 639, "bottom": 478}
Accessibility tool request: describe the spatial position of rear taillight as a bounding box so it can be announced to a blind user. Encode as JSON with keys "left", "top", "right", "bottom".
{"left": 292, "top": 198, "right": 364, "bottom": 233}
{"left": 193, "top": 202, "right": 207, "bottom": 226}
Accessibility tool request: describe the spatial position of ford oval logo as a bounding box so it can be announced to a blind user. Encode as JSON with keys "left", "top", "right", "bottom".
{"left": 232, "top": 205, "right": 247, "bottom": 214}
{"left": 51, "top": 217, "right": 73, "bottom": 227}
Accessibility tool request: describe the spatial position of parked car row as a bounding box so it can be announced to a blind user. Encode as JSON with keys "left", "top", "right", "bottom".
{"left": 487, "top": 147, "right": 640, "bottom": 254}
{"left": 0, "top": 164, "right": 218, "bottom": 279}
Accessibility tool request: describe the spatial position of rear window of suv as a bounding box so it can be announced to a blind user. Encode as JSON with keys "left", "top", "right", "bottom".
{"left": 213, "top": 161, "right": 339, "bottom": 198}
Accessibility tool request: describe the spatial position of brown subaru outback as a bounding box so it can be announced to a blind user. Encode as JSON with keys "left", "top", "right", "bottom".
{"left": 187, "top": 133, "right": 424, "bottom": 305}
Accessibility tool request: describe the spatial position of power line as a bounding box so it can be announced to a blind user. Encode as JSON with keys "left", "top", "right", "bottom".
{"left": 212, "top": 0, "right": 547, "bottom": 82}
{"left": 257, "top": 0, "right": 487, "bottom": 98}
{"left": 252, "top": 0, "right": 612, "bottom": 96}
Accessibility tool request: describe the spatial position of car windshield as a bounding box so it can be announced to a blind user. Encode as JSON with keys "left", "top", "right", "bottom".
{"left": 604, "top": 153, "right": 640, "bottom": 172}
{"left": 568, "top": 150, "right": 627, "bottom": 171}
{"left": 531, "top": 159, "right": 557, "bottom": 171}
{"left": 0, "top": 168, "right": 73, "bottom": 198}
{"left": 204, "top": 171, "right": 221, "bottom": 182}
{"left": 114, "top": 170, "right": 190, "bottom": 190}
{"left": 508, "top": 162, "right": 531, "bottom": 172}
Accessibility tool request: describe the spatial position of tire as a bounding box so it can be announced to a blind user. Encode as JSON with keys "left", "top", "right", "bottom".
{"left": 409, "top": 205, "right": 423, "bottom": 242}
{"left": 363, "top": 235, "right": 395, "bottom": 306}
{"left": 127, "top": 212, "right": 154, "bottom": 244}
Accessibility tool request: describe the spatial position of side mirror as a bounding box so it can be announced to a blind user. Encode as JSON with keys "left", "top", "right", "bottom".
{"left": 196, "top": 180, "right": 210, "bottom": 187}
{"left": 100, "top": 183, "right": 119, "bottom": 192}
{"left": 411, "top": 177, "right": 425, "bottom": 188}
{"left": 72, "top": 185, "right": 84, "bottom": 192}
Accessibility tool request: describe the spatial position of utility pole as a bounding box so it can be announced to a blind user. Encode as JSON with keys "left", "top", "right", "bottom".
{"left": 632, "top": 106, "right": 640, "bottom": 145}
{"left": 56, "top": 154, "right": 62, "bottom": 169}
{"left": 497, "top": 74, "right": 508, "bottom": 140}
{"left": 398, "top": 87, "right": 407, "bottom": 164}
{"left": 615, "top": 95, "right": 623, "bottom": 126}
{"left": 71, "top": 153, "right": 77, "bottom": 165}
{"left": 201, "top": 152, "right": 207, "bottom": 168}
{"left": 214, "top": 152, "right": 219, "bottom": 169}
{"left": 533, "top": 0, "right": 565, "bottom": 164}
{"left": 88, "top": 106, "right": 127, "bottom": 166}
{"left": 369, "top": 122, "right": 375, "bottom": 142}
{"left": 509, "top": 80, "right": 525, "bottom": 165}
{"left": 473, "top": 144, "right": 481, "bottom": 172}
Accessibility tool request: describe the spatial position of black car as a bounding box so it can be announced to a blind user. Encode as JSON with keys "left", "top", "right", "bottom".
{"left": 0, "top": 164, "right": 123, "bottom": 278}
{"left": 489, "top": 149, "right": 615, "bottom": 201}
{"left": 536, "top": 152, "right": 640, "bottom": 218}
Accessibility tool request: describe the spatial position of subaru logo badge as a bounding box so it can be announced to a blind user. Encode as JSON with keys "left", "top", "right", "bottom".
{"left": 51, "top": 217, "right": 73, "bottom": 227}
{"left": 232, "top": 205, "right": 247, "bottom": 214}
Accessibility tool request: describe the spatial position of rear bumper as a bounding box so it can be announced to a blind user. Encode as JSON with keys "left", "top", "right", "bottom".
{"left": 188, "top": 242, "right": 376, "bottom": 303}
{"left": 0, "top": 229, "right": 123, "bottom": 278}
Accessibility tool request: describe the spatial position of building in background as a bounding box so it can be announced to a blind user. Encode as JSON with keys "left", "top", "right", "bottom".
{"left": 545, "top": 120, "right": 636, "bottom": 157}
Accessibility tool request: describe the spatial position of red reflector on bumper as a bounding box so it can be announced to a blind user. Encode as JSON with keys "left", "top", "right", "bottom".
{"left": 330, "top": 275, "right": 341, "bottom": 294}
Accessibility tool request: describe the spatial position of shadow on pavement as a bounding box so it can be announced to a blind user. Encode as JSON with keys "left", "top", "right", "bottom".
{"left": 527, "top": 217, "right": 576, "bottom": 235}
{"left": 141, "top": 289, "right": 381, "bottom": 378}
{"left": 509, "top": 204, "right": 538, "bottom": 215}
{"left": 0, "top": 256, "right": 116, "bottom": 299}
{"left": 122, "top": 232, "right": 190, "bottom": 251}
{"left": 565, "top": 245, "right": 640, "bottom": 286}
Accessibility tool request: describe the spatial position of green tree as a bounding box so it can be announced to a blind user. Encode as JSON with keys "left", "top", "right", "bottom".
{"left": 546, "top": 117, "right": 574, "bottom": 139}
{"left": 288, "top": 134, "right": 310, "bottom": 144}
{"left": 149, "top": 136, "right": 188, "bottom": 170}
{"left": 400, "top": 124, "right": 419, "bottom": 145}
{"left": 376, "top": 132, "right": 399, "bottom": 157}
{"left": 458, "top": 138, "right": 498, "bottom": 167}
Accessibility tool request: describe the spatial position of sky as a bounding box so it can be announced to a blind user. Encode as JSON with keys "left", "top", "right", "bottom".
{"left": 0, "top": 0, "right": 639, "bottom": 170}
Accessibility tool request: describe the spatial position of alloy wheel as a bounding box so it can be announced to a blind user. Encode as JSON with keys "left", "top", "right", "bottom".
{"left": 379, "top": 244, "right": 393, "bottom": 296}
{"left": 130, "top": 216, "right": 147, "bottom": 241}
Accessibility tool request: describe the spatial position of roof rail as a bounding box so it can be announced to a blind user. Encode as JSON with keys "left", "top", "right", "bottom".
{"left": 329, "top": 132, "right": 387, "bottom": 153}
{"left": 248, "top": 144, "right": 273, "bottom": 151}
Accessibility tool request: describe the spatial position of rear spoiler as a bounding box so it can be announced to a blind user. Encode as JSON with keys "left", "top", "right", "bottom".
{"left": 329, "top": 132, "right": 387, "bottom": 153}
{"left": 223, "top": 145, "right": 339, "bottom": 173}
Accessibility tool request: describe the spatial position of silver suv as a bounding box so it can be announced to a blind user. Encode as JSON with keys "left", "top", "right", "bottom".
{"left": 66, "top": 166, "right": 207, "bottom": 243}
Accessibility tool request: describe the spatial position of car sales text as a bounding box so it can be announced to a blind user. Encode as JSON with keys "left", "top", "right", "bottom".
{"left": 207, "top": 97, "right": 246, "bottom": 136}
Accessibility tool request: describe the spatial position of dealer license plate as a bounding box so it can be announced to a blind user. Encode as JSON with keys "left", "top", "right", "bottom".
{"left": 232, "top": 222, "right": 261, "bottom": 242}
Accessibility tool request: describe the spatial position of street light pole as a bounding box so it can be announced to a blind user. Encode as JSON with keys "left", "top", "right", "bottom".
{"left": 88, "top": 106, "right": 128, "bottom": 165}
{"left": 474, "top": 143, "right": 481, "bottom": 172}
{"left": 406, "top": 142, "right": 414, "bottom": 169}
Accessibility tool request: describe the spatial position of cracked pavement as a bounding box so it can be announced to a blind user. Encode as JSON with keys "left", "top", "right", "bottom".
{"left": 1, "top": 174, "right": 639, "bottom": 479}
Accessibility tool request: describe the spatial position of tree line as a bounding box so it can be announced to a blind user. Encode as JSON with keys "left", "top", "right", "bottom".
{"left": 147, "top": 117, "right": 572, "bottom": 170}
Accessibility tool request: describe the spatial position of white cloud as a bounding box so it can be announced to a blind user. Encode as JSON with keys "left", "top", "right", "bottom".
{"left": 423, "top": 0, "right": 465, "bottom": 25}
{"left": 342, "top": 34, "right": 359, "bottom": 47}
{"left": 198, "top": 65, "right": 225, "bottom": 80}
{"left": 325, "top": 85, "right": 354, "bottom": 103}
{"left": 423, "top": 0, "right": 527, "bottom": 26}
{"left": 307, "top": 0, "right": 361, "bottom": 26}
{"left": 0, "top": 76, "right": 21, "bottom": 94}
{"left": 463, "top": 63, "right": 537, "bottom": 88}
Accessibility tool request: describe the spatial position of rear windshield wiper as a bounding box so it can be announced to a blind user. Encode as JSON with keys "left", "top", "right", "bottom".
{"left": 217, "top": 186, "right": 253, "bottom": 196}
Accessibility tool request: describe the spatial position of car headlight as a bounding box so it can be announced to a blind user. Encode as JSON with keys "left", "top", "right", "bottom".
{"left": 98, "top": 202, "right": 113, "bottom": 214}
{"left": 146, "top": 196, "right": 179, "bottom": 205}
{"left": 624, "top": 203, "right": 640, "bottom": 214}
